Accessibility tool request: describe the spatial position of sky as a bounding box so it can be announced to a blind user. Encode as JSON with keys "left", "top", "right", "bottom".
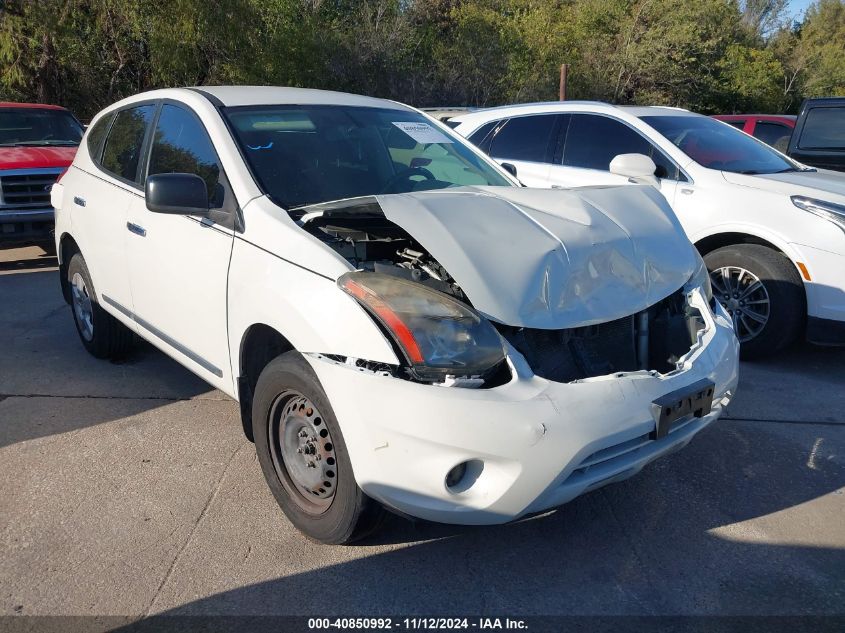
{"left": 787, "top": 0, "right": 816, "bottom": 20}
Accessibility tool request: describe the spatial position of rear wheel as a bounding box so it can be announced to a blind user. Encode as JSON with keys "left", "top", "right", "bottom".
{"left": 252, "top": 351, "right": 385, "bottom": 544}
{"left": 704, "top": 244, "right": 805, "bottom": 359}
{"left": 66, "top": 253, "right": 134, "bottom": 359}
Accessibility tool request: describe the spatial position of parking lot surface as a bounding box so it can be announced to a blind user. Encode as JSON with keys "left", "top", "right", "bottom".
{"left": 1, "top": 245, "right": 843, "bottom": 618}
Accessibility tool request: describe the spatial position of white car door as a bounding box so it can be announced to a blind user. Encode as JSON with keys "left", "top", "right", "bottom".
{"left": 546, "top": 113, "right": 682, "bottom": 206}
{"left": 124, "top": 102, "right": 236, "bottom": 392}
{"left": 73, "top": 104, "right": 157, "bottom": 322}
{"left": 484, "top": 114, "right": 562, "bottom": 187}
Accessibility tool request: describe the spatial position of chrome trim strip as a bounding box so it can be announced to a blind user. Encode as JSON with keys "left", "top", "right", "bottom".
{"left": 102, "top": 294, "right": 223, "bottom": 377}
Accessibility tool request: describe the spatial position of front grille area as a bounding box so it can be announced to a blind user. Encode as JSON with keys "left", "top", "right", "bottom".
{"left": 0, "top": 171, "right": 60, "bottom": 208}
{"left": 496, "top": 288, "right": 702, "bottom": 383}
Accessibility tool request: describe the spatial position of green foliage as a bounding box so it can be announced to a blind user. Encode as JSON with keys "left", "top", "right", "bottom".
{"left": 1, "top": 0, "right": 843, "bottom": 119}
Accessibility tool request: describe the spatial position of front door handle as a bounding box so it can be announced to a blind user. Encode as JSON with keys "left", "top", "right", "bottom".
{"left": 73, "top": 196, "right": 86, "bottom": 207}
{"left": 126, "top": 222, "right": 146, "bottom": 237}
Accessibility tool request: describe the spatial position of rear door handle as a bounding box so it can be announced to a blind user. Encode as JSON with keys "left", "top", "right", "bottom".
{"left": 126, "top": 222, "right": 146, "bottom": 237}
{"left": 73, "top": 196, "right": 86, "bottom": 207}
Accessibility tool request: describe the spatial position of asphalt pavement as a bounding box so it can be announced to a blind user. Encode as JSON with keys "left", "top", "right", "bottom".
{"left": 1, "top": 244, "right": 843, "bottom": 623}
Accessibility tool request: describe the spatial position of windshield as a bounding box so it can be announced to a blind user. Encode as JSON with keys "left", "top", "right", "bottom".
{"left": 0, "top": 108, "right": 83, "bottom": 146}
{"left": 641, "top": 115, "right": 800, "bottom": 174}
{"left": 224, "top": 105, "right": 512, "bottom": 208}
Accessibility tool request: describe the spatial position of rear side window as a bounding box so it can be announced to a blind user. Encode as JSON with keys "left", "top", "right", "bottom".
{"left": 724, "top": 120, "right": 746, "bottom": 130}
{"left": 489, "top": 115, "right": 557, "bottom": 162}
{"left": 563, "top": 114, "right": 681, "bottom": 180}
{"left": 148, "top": 104, "right": 221, "bottom": 201}
{"left": 799, "top": 107, "right": 845, "bottom": 150}
{"left": 101, "top": 104, "right": 155, "bottom": 183}
{"left": 753, "top": 121, "right": 792, "bottom": 151}
{"left": 86, "top": 113, "right": 113, "bottom": 162}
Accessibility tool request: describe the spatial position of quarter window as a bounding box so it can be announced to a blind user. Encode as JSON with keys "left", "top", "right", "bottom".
{"left": 148, "top": 104, "right": 221, "bottom": 202}
{"left": 86, "top": 113, "right": 113, "bottom": 162}
{"left": 467, "top": 120, "right": 500, "bottom": 151}
{"left": 489, "top": 115, "right": 557, "bottom": 162}
{"left": 563, "top": 114, "right": 680, "bottom": 180}
{"left": 101, "top": 104, "right": 155, "bottom": 183}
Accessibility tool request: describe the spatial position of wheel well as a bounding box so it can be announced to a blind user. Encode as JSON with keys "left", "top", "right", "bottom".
{"left": 58, "top": 234, "right": 81, "bottom": 304}
{"left": 237, "top": 324, "right": 294, "bottom": 442}
{"left": 695, "top": 233, "right": 784, "bottom": 258}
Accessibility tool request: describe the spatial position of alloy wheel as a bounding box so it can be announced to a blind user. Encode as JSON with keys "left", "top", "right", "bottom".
{"left": 710, "top": 266, "right": 771, "bottom": 342}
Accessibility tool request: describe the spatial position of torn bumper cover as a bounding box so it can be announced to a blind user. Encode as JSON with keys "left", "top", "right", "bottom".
{"left": 305, "top": 289, "right": 739, "bottom": 525}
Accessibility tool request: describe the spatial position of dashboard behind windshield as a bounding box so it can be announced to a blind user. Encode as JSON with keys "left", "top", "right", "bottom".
{"left": 0, "top": 108, "right": 83, "bottom": 146}
{"left": 641, "top": 114, "right": 797, "bottom": 174}
{"left": 224, "top": 105, "right": 512, "bottom": 208}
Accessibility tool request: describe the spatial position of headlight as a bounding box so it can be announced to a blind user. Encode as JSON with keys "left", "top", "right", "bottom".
{"left": 339, "top": 272, "right": 506, "bottom": 382}
{"left": 791, "top": 196, "right": 845, "bottom": 234}
{"left": 688, "top": 252, "right": 713, "bottom": 303}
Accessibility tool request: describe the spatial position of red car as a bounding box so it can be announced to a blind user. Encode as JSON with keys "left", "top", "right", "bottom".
{"left": 711, "top": 114, "right": 796, "bottom": 152}
{"left": 0, "top": 102, "right": 83, "bottom": 241}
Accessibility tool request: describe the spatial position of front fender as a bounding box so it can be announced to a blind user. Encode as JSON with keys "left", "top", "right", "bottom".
{"left": 226, "top": 236, "right": 399, "bottom": 385}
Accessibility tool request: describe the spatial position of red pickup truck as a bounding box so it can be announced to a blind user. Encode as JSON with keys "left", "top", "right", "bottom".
{"left": 0, "top": 102, "right": 83, "bottom": 241}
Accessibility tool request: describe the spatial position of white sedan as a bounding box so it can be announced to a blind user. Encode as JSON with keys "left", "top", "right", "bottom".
{"left": 452, "top": 103, "right": 845, "bottom": 357}
{"left": 52, "top": 87, "right": 738, "bottom": 543}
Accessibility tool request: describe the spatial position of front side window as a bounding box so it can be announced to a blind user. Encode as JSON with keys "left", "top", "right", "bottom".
{"left": 799, "top": 107, "right": 845, "bottom": 150}
{"left": 642, "top": 114, "right": 797, "bottom": 174}
{"left": 489, "top": 115, "right": 557, "bottom": 162}
{"left": 101, "top": 104, "right": 155, "bottom": 183}
{"left": 148, "top": 104, "right": 221, "bottom": 201}
{"left": 563, "top": 114, "right": 680, "bottom": 179}
{"left": 225, "top": 105, "right": 511, "bottom": 209}
{"left": 724, "top": 120, "right": 746, "bottom": 130}
{"left": 0, "top": 108, "right": 83, "bottom": 147}
{"left": 753, "top": 121, "right": 792, "bottom": 151}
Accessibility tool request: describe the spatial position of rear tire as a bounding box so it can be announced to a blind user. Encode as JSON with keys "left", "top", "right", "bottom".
{"left": 66, "top": 253, "right": 134, "bottom": 359}
{"left": 704, "top": 244, "right": 805, "bottom": 359}
{"left": 252, "top": 351, "right": 385, "bottom": 544}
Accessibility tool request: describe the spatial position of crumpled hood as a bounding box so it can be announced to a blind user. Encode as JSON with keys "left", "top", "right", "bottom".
{"left": 374, "top": 185, "right": 697, "bottom": 329}
{"left": 722, "top": 168, "right": 845, "bottom": 204}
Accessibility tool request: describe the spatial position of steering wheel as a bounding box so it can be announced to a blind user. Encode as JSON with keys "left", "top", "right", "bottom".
{"left": 381, "top": 166, "right": 436, "bottom": 193}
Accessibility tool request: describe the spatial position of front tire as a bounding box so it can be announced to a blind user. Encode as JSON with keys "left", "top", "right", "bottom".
{"left": 704, "top": 244, "right": 805, "bottom": 359}
{"left": 252, "top": 351, "right": 385, "bottom": 544}
{"left": 66, "top": 253, "right": 134, "bottom": 359}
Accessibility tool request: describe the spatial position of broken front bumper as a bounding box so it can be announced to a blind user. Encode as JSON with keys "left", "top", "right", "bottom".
{"left": 306, "top": 290, "right": 739, "bottom": 525}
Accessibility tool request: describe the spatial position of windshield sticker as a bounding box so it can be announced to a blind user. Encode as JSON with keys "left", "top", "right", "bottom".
{"left": 392, "top": 121, "right": 453, "bottom": 144}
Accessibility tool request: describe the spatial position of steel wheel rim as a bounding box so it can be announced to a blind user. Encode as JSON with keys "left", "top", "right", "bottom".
{"left": 70, "top": 272, "right": 94, "bottom": 341}
{"left": 710, "top": 266, "right": 771, "bottom": 343}
{"left": 268, "top": 391, "right": 337, "bottom": 514}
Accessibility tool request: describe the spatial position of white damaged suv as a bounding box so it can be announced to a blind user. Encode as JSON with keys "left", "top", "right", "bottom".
{"left": 52, "top": 87, "right": 739, "bottom": 543}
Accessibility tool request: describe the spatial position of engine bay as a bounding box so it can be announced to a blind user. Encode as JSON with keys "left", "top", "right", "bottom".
{"left": 300, "top": 206, "right": 466, "bottom": 302}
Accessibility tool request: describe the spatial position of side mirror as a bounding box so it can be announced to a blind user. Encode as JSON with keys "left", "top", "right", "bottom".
{"left": 500, "top": 162, "right": 518, "bottom": 178}
{"left": 609, "top": 153, "right": 658, "bottom": 186}
{"left": 145, "top": 173, "right": 209, "bottom": 216}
